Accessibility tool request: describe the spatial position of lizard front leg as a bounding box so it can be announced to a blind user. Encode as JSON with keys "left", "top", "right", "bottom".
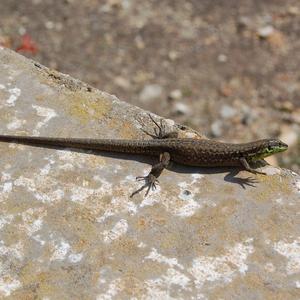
{"left": 131, "top": 152, "right": 171, "bottom": 197}
{"left": 240, "top": 157, "right": 266, "bottom": 175}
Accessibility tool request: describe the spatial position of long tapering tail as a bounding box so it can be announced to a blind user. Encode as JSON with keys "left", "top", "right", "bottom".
{"left": 0, "top": 134, "right": 164, "bottom": 155}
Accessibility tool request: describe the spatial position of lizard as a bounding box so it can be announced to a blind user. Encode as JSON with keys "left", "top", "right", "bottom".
{"left": 0, "top": 114, "right": 288, "bottom": 196}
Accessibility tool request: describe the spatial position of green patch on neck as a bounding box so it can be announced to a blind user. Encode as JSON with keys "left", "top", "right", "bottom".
{"left": 250, "top": 145, "right": 287, "bottom": 162}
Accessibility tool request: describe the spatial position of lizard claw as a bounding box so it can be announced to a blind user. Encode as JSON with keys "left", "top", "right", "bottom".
{"left": 130, "top": 173, "right": 159, "bottom": 198}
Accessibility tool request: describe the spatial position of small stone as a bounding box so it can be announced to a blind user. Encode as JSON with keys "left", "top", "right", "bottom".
{"left": 237, "top": 16, "right": 252, "bottom": 31}
{"left": 18, "top": 26, "right": 26, "bottom": 35}
{"left": 277, "top": 100, "right": 294, "bottom": 112}
{"left": 241, "top": 106, "right": 257, "bottom": 125}
{"left": 210, "top": 120, "right": 223, "bottom": 137}
{"left": 288, "top": 6, "right": 299, "bottom": 15}
{"left": 45, "top": 21, "right": 55, "bottom": 30}
{"left": 219, "top": 85, "right": 233, "bottom": 97}
{"left": 220, "top": 105, "right": 237, "bottom": 119}
{"left": 262, "top": 164, "right": 281, "bottom": 174}
{"left": 169, "top": 89, "right": 182, "bottom": 100}
{"left": 173, "top": 102, "right": 191, "bottom": 115}
{"left": 135, "top": 35, "right": 145, "bottom": 49}
{"left": 257, "top": 25, "right": 274, "bottom": 38}
{"left": 114, "top": 76, "right": 131, "bottom": 90}
{"left": 168, "top": 51, "right": 179, "bottom": 61}
{"left": 218, "top": 54, "right": 227, "bottom": 63}
{"left": 139, "top": 84, "right": 163, "bottom": 102}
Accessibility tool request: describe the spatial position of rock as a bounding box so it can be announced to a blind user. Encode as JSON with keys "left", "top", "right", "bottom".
{"left": 139, "top": 84, "right": 163, "bottom": 102}
{"left": 218, "top": 54, "right": 227, "bottom": 63}
{"left": 173, "top": 102, "right": 191, "bottom": 115}
{"left": 219, "top": 85, "right": 233, "bottom": 97}
{"left": 134, "top": 35, "right": 145, "bottom": 49}
{"left": 241, "top": 105, "right": 258, "bottom": 125}
{"left": 288, "top": 6, "right": 300, "bottom": 16}
{"left": 168, "top": 50, "right": 179, "bottom": 61}
{"left": 257, "top": 25, "right": 274, "bottom": 38}
{"left": 220, "top": 104, "right": 237, "bottom": 119}
{"left": 169, "top": 89, "right": 182, "bottom": 100}
{"left": 0, "top": 48, "right": 299, "bottom": 299}
{"left": 114, "top": 76, "right": 131, "bottom": 90}
{"left": 210, "top": 120, "right": 223, "bottom": 137}
{"left": 237, "top": 16, "right": 253, "bottom": 31}
{"left": 276, "top": 100, "right": 294, "bottom": 112}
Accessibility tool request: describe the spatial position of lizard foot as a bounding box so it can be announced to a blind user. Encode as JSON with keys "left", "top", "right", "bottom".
{"left": 238, "top": 176, "right": 259, "bottom": 189}
{"left": 130, "top": 174, "right": 159, "bottom": 198}
{"left": 130, "top": 152, "right": 170, "bottom": 198}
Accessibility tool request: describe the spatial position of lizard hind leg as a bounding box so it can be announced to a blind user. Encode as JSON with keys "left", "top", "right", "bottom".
{"left": 137, "top": 113, "right": 178, "bottom": 139}
{"left": 131, "top": 152, "right": 171, "bottom": 197}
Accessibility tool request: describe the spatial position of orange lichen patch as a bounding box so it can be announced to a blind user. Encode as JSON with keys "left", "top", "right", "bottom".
{"left": 35, "top": 94, "right": 46, "bottom": 102}
{"left": 119, "top": 121, "right": 138, "bottom": 139}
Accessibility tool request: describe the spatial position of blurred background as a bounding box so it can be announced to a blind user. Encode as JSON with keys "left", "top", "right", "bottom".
{"left": 0, "top": 0, "right": 299, "bottom": 173}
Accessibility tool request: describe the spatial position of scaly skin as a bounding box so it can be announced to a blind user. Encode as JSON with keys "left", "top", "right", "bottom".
{"left": 0, "top": 135, "right": 288, "bottom": 167}
{"left": 0, "top": 116, "right": 288, "bottom": 196}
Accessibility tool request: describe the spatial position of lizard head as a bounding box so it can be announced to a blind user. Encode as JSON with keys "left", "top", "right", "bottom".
{"left": 250, "top": 139, "right": 288, "bottom": 161}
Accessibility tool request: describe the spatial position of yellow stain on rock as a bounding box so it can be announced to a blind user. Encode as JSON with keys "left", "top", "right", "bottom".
{"left": 64, "top": 91, "right": 112, "bottom": 124}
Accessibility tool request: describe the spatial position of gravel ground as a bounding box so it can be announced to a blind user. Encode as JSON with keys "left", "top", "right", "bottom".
{"left": 0, "top": 0, "right": 299, "bottom": 173}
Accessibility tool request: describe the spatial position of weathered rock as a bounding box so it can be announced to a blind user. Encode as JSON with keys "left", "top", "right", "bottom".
{"left": 0, "top": 48, "right": 299, "bottom": 299}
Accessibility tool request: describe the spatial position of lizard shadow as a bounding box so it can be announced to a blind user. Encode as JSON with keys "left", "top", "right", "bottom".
{"left": 169, "top": 163, "right": 259, "bottom": 189}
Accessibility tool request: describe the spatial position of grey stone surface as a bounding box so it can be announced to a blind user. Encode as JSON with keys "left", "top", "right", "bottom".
{"left": 0, "top": 47, "right": 299, "bottom": 299}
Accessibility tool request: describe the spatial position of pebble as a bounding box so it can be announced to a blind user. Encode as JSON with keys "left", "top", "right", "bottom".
{"left": 288, "top": 6, "right": 299, "bottom": 16}
{"left": 257, "top": 25, "right": 274, "bottom": 38}
{"left": 210, "top": 120, "right": 223, "bottom": 137}
{"left": 237, "top": 16, "right": 252, "bottom": 30}
{"left": 139, "top": 84, "right": 163, "bottom": 102}
{"left": 168, "top": 51, "right": 179, "bottom": 61}
{"left": 219, "top": 85, "right": 233, "bottom": 97}
{"left": 173, "top": 102, "right": 191, "bottom": 115}
{"left": 114, "top": 76, "right": 131, "bottom": 90}
{"left": 135, "top": 35, "right": 145, "bottom": 49}
{"left": 169, "top": 89, "right": 182, "bottom": 100}
{"left": 220, "top": 105, "right": 237, "bottom": 119}
{"left": 241, "top": 106, "right": 258, "bottom": 125}
{"left": 218, "top": 54, "right": 227, "bottom": 63}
